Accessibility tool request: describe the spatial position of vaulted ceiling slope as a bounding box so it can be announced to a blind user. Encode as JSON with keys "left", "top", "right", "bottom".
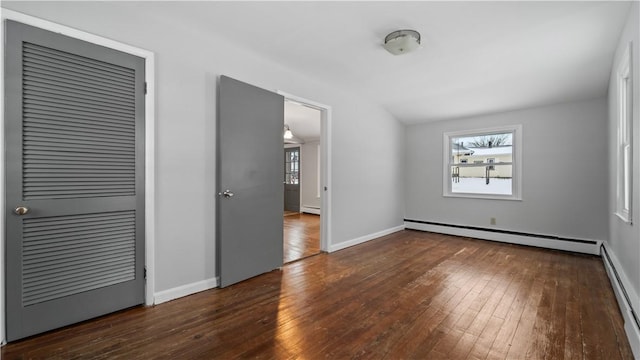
{"left": 9, "top": 1, "right": 631, "bottom": 124}
{"left": 133, "top": 1, "right": 632, "bottom": 124}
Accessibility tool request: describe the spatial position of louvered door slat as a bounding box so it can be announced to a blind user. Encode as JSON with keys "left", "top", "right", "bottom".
{"left": 24, "top": 253, "right": 134, "bottom": 277}
{"left": 24, "top": 139, "right": 134, "bottom": 151}
{"left": 25, "top": 160, "right": 134, "bottom": 168}
{"left": 23, "top": 70, "right": 134, "bottom": 98}
{"left": 24, "top": 51, "right": 136, "bottom": 87}
{"left": 24, "top": 48, "right": 135, "bottom": 82}
{"left": 23, "top": 44, "right": 134, "bottom": 75}
{"left": 25, "top": 179, "right": 133, "bottom": 185}
{"left": 22, "top": 211, "right": 136, "bottom": 307}
{"left": 25, "top": 116, "right": 134, "bottom": 132}
{"left": 26, "top": 159, "right": 135, "bottom": 166}
{"left": 23, "top": 68, "right": 134, "bottom": 98}
{"left": 26, "top": 192, "right": 134, "bottom": 200}
{"left": 24, "top": 145, "right": 133, "bottom": 155}
{"left": 24, "top": 227, "right": 134, "bottom": 244}
{"left": 25, "top": 120, "right": 135, "bottom": 137}
{"left": 22, "top": 42, "right": 137, "bottom": 201}
{"left": 24, "top": 51, "right": 135, "bottom": 82}
{"left": 24, "top": 83, "right": 134, "bottom": 107}
{"left": 26, "top": 104, "right": 137, "bottom": 124}
{"left": 24, "top": 234, "right": 135, "bottom": 253}
{"left": 24, "top": 179, "right": 134, "bottom": 187}
{"left": 22, "top": 220, "right": 134, "bottom": 237}
{"left": 25, "top": 149, "right": 134, "bottom": 159}
{"left": 25, "top": 146, "right": 133, "bottom": 157}
{"left": 24, "top": 175, "right": 133, "bottom": 181}
{"left": 24, "top": 245, "right": 134, "bottom": 265}
{"left": 24, "top": 168, "right": 133, "bottom": 174}
{"left": 25, "top": 88, "right": 135, "bottom": 111}
{"left": 24, "top": 80, "right": 135, "bottom": 103}
{"left": 22, "top": 219, "right": 134, "bottom": 235}
{"left": 24, "top": 97, "right": 135, "bottom": 117}
{"left": 25, "top": 132, "right": 135, "bottom": 147}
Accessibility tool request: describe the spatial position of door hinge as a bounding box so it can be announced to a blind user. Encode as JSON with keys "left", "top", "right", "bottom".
{"left": 144, "top": 267, "right": 147, "bottom": 279}
{"left": 144, "top": 82, "right": 148, "bottom": 95}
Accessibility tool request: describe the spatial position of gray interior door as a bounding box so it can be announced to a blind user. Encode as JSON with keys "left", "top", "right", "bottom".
{"left": 5, "top": 21, "right": 145, "bottom": 341}
{"left": 217, "top": 76, "right": 284, "bottom": 288}
{"left": 284, "top": 147, "right": 300, "bottom": 212}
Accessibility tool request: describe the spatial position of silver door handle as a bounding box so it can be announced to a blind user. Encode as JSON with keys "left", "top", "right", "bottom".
{"left": 218, "top": 190, "right": 234, "bottom": 198}
{"left": 14, "top": 206, "right": 29, "bottom": 215}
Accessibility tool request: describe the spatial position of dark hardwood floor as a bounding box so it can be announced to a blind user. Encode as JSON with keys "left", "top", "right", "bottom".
{"left": 2, "top": 230, "right": 633, "bottom": 359}
{"left": 284, "top": 212, "right": 320, "bottom": 263}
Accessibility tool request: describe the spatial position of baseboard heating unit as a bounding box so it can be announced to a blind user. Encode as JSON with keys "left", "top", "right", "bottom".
{"left": 404, "top": 219, "right": 601, "bottom": 255}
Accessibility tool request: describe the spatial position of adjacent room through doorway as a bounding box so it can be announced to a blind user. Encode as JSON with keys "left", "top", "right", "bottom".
{"left": 283, "top": 100, "right": 322, "bottom": 263}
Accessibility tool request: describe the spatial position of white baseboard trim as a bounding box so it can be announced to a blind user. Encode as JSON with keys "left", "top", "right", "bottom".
{"left": 405, "top": 221, "right": 601, "bottom": 255}
{"left": 301, "top": 206, "right": 321, "bottom": 215}
{"left": 329, "top": 225, "right": 405, "bottom": 253}
{"left": 154, "top": 277, "right": 219, "bottom": 305}
{"left": 601, "top": 243, "right": 640, "bottom": 358}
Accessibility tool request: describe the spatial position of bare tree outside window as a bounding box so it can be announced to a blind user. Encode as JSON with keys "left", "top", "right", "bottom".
{"left": 467, "top": 134, "right": 510, "bottom": 148}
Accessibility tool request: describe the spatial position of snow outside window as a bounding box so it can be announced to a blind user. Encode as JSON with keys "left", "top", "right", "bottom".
{"left": 443, "top": 125, "right": 522, "bottom": 200}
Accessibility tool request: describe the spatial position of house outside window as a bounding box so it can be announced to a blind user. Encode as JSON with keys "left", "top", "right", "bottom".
{"left": 443, "top": 125, "right": 522, "bottom": 200}
{"left": 616, "top": 43, "right": 633, "bottom": 223}
{"left": 486, "top": 158, "right": 496, "bottom": 170}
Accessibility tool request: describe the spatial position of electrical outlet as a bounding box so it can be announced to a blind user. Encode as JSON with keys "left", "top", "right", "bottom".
{"left": 490, "top": 217, "right": 496, "bottom": 225}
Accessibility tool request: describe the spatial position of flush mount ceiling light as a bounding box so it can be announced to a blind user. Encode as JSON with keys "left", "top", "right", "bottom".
{"left": 383, "top": 29, "right": 421, "bottom": 55}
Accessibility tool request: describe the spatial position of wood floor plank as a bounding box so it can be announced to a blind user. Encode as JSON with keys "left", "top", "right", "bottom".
{"left": 284, "top": 213, "right": 320, "bottom": 263}
{"left": 564, "top": 255, "right": 584, "bottom": 360}
{"left": 2, "top": 230, "right": 633, "bottom": 359}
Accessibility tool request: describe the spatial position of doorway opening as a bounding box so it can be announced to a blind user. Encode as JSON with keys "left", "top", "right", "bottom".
{"left": 281, "top": 93, "right": 330, "bottom": 263}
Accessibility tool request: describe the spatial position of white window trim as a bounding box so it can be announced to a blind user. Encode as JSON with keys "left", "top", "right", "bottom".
{"left": 615, "top": 42, "right": 633, "bottom": 224}
{"left": 442, "top": 125, "right": 523, "bottom": 201}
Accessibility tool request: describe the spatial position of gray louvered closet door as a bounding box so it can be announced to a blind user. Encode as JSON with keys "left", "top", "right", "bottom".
{"left": 5, "top": 20, "right": 145, "bottom": 341}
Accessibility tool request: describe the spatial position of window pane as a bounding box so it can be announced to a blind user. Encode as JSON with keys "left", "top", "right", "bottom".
{"left": 284, "top": 149, "right": 300, "bottom": 185}
{"left": 451, "top": 164, "right": 512, "bottom": 195}
{"left": 624, "top": 144, "right": 630, "bottom": 211}
{"left": 451, "top": 133, "right": 512, "bottom": 152}
{"left": 449, "top": 132, "right": 513, "bottom": 196}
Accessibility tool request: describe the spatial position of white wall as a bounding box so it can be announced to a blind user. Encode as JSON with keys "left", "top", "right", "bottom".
{"left": 1, "top": 2, "right": 405, "bottom": 294}
{"left": 607, "top": 0, "right": 640, "bottom": 325}
{"left": 300, "top": 141, "right": 321, "bottom": 210}
{"left": 405, "top": 98, "right": 609, "bottom": 242}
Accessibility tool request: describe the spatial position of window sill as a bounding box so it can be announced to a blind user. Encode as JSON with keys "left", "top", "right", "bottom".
{"left": 443, "top": 192, "right": 522, "bottom": 201}
{"left": 614, "top": 212, "right": 633, "bottom": 225}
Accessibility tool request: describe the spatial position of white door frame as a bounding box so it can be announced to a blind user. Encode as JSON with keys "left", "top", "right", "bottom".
{"left": 277, "top": 91, "right": 331, "bottom": 252}
{"left": 0, "top": 10, "right": 156, "bottom": 344}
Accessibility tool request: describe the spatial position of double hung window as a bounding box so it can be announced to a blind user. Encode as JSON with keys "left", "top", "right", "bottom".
{"left": 443, "top": 125, "right": 522, "bottom": 200}
{"left": 616, "top": 44, "right": 633, "bottom": 223}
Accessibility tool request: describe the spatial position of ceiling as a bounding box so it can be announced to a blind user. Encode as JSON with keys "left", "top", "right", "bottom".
{"left": 129, "top": 2, "right": 631, "bottom": 124}
{"left": 285, "top": 101, "right": 321, "bottom": 142}
{"left": 153, "top": 1, "right": 631, "bottom": 124}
